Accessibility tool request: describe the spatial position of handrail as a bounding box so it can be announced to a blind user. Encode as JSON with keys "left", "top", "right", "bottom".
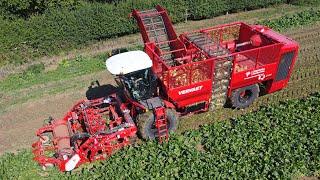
{"left": 160, "top": 48, "right": 185, "bottom": 55}
{"left": 200, "top": 22, "right": 244, "bottom": 34}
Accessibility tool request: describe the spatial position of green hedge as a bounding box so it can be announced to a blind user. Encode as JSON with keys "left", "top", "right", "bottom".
{"left": 227, "top": 0, "right": 285, "bottom": 12}
{"left": 0, "top": 0, "right": 80, "bottom": 18}
{"left": 0, "top": 0, "right": 289, "bottom": 65}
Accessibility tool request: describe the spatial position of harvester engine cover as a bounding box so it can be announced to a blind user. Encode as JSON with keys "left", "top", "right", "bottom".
{"left": 32, "top": 94, "right": 137, "bottom": 171}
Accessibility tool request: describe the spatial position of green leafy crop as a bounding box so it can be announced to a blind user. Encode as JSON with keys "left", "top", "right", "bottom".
{"left": 261, "top": 8, "right": 320, "bottom": 31}
{"left": 1, "top": 93, "right": 320, "bottom": 179}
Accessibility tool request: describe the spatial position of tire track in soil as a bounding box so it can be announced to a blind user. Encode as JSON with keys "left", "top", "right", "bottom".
{"left": 1, "top": 21, "right": 320, "bottom": 155}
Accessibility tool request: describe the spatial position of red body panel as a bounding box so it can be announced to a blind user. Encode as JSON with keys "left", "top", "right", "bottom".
{"left": 168, "top": 80, "right": 212, "bottom": 107}
{"left": 230, "top": 63, "right": 278, "bottom": 89}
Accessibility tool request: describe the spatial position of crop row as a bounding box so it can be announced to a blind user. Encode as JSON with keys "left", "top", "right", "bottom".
{"left": 261, "top": 8, "right": 320, "bottom": 31}
{"left": 1, "top": 92, "right": 320, "bottom": 179}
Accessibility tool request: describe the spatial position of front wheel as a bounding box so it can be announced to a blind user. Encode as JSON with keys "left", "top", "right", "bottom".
{"left": 137, "top": 109, "right": 179, "bottom": 140}
{"left": 229, "top": 84, "right": 259, "bottom": 109}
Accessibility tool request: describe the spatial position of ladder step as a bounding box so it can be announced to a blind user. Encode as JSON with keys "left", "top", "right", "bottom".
{"left": 159, "top": 126, "right": 167, "bottom": 130}
{"left": 147, "top": 28, "right": 166, "bottom": 32}
{"left": 158, "top": 128, "right": 168, "bottom": 132}
{"left": 159, "top": 129, "right": 168, "bottom": 134}
{"left": 139, "top": 9, "right": 157, "bottom": 14}
{"left": 141, "top": 15, "right": 159, "bottom": 19}
{"left": 149, "top": 34, "right": 168, "bottom": 39}
{"left": 146, "top": 25, "right": 163, "bottom": 31}
{"left": 150, "top": 37, "right": 169, "bottom": 43}
{"left": 142, "top": 16, "right": 162, "bottom": 22}
{"left": 149, "top": 36, "right": 168, "bottom": 42}
{"left": 156, "top": 119, "right": 166, "bottom": 123}
{"left": 141, "top": 14, "right": 162, "bottom": 19}
{"left": 146, "top": 26, "right": 166, "bottom": 31}
{"left": 144, "top": 18, "right": 162, "bottom": 24}
{"left": 144, "top": 21, "right": 164, "bottom": 27}
{"left": 147, "top": 31, "right": 167, "bottom": 38}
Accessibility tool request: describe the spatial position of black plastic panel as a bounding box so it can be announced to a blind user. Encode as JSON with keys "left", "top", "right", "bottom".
{"left": 275, "top": 51, "right": 295, "bottom": 81}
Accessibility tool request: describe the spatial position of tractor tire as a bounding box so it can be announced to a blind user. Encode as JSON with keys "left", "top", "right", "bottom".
{"left": 230, "top": 84, "right": 259, "bottom": 109}
{"left": 137, "top": 109, "right": 179, "bottom": 140}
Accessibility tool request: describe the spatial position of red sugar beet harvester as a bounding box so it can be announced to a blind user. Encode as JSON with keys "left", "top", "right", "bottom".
{"left": 32, "top": 5, "right": 299, "bottom": 171}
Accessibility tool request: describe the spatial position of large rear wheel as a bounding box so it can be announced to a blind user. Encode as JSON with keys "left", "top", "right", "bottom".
{"left": 137, "top": 109, "right": 179, "bottom": 140}
{"left": 230, "top": 84, "right": 259, "bottom": 109}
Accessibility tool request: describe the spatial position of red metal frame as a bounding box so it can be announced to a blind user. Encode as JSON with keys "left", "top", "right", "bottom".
{"left": 32, "top": 95, "right": 137, "bottom": 171}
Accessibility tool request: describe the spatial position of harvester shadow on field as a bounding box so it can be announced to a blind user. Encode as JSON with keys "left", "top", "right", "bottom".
{"left": 86, "top": 80, "right": 119, "bottom": 100}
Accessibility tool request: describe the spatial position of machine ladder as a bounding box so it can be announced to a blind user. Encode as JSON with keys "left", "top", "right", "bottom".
{"left": 186, "top": 33, "right": 233, "bottom": 109}
{"left": 132, "top": 6, "right": 178, "bottom": 66}
{"left": 154, "top": 107, "right": 169, "bottom": 143}
{"left": 142, "top": 13, "right": 174, "bottom": 66}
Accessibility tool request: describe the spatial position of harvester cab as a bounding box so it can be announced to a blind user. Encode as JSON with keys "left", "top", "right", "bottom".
{"left": 106, "top": 51, "right": 157, "bottom": 101}
{"left": 105, "top": 50, "right": 173, "bottom": 143}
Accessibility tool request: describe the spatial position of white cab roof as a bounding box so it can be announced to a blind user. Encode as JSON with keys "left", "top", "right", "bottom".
{"left": 106, "top": 51, "right": 153, "bottom": 75}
